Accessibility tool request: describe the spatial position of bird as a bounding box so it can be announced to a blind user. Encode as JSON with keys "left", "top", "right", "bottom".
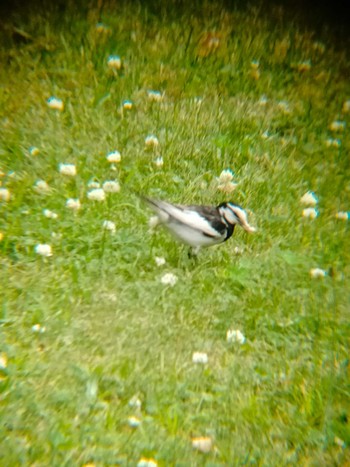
{"left": 142, "top": 196, "right": 256, "bottom": 253}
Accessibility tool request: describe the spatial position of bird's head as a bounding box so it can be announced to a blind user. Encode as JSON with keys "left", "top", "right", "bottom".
{"left": 218, "top": 202, "right": 256, "bottom": 233}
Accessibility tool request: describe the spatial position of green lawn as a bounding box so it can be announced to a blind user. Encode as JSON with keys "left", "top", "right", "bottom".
{"left": 0, "top": 1, "right": 349, "bottom": 465}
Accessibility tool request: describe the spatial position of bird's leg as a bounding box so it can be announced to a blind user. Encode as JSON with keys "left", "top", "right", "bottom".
{"left": 188, "top": 246, "right": 200, "bottom": 259}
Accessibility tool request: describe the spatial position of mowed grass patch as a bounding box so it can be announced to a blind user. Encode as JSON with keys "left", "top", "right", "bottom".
{"left": 1, "top": 1, "right": 349, "bottom": 465}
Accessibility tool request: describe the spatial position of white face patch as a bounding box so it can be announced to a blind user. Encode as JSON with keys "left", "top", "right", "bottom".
{"left": 225, "top": 204, "right": 256, "bottom": 232}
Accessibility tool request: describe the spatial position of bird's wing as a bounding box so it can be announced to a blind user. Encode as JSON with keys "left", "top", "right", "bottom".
{"left": 143, "top": 197, "right": 224, "bottom": 238}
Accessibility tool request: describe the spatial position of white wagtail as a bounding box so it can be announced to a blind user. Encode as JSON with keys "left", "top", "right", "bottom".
{"left": 143, "top": 196, "right": 256, "bottom": 252}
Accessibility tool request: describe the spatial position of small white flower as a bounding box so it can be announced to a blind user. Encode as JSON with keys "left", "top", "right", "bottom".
{"left": 32, "top": 323, "right": 46, "bottom": 333}
{"left": 149, "top": 216, "right": 160, "bottom": 229}
{"left": 107, "top": 55, "right": 121, "bottom": 69}
{"left": 0, "top": 187, "right": 10, "bottom": 202}
{"left": 0, "top": 353, "right": 8, "bottom": 369}
{"left": 137, "top": 458, "right": 158, "bottom": 467}
{"left": 217, "top": 169, "right": 234, "bottom": 184}
{"left": 35, "top": 244, "right": 52, "bottom": 257}
{"left": 66, "top": 198, "right": 81, "bottom": 210}
{"left": 43, "top": 209, "right": 58, "bottom": 219}
{"left": 154, "top": 156, "right": 164, "bottom": 167}
{"left": 310, "top": 268, "right": 327, "bottom": 278}
{"left": 226, "top": 329, "right": 246, "bottom": 344}
{"left": 233, "top": 246, "right": 244, "bottom": 255}
{"left": 192, "top": 436, "right": 213, "bottom": 453}
{"left": 128, "top": 396, "right": 142, "bottom": 410}
{"left": 103, "top": 220, "right": 116, "bottom": 232}
{"left": 161, "top": 273, "right": 178, "bottom": 286}
{"left": 123, "top": 100, "right": 133, "bottom": 110}
{"left": 87, "top": 188, "right": 105, "bottom": 201}
{"left": 300, "top": 191, "right": 318, "bottom": 206}
{"left": 34, "top": 180, "right": 50, "bottom": 194}
{"left": 329, "top": 120, "right": 346, "bottom": 132}
{"left": 59, "top": 163, "right": 77, "bottom": 177}
{"left": 106, "top": 150, "right": 121, "bottom": 163}
{"left": 147, "top": 90, "right": 163, "bottom": 102}
{"left": 302, "top": 207, "right": 319, "bottom": 219}
{"left": 326, "top": 138, "right": 341, "bottom": 148}
{"left": 87, "top": 180, "right": 100, "bottom": 189}
{"left": 342, "top": 100, "right": 350, "bottom": 113}
{"left": 102, "top": 180, "right": 120, "bottom": 193}
{"left": 47, "top": 96, "right": 64, "bottom": 111}
{"left": 218, "top": 182, "right": 238, "bottom": 193}
{"left": 258, "top": 95, "right": 268, "bottom": 106}
{"left": 192, "top": 352, "right": 208, "bottom": 364}
{"left": 127, "top": 416, "right": 141, "bottom": 427}
{"left": 145, "top": 135, "right": 159, "bottom": 147}
{"left": 155, "top": 256, "right": 166, "bottom": 266}
{"left": 29, "top": 146, "right": 40, "bottom": 156}
{"left": 335, "top": 211, "right": 349, "bottom": 220}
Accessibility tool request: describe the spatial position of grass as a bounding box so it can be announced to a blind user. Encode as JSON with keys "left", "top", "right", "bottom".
{"left": 0, "top": 1, "right": 349, "bottom": 465}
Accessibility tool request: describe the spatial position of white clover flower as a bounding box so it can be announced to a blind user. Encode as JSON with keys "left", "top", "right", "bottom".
{"left": 106, "top": 150, "right": 121, "bottom": 163}
{"left": 217, "top": 169, "right": 234, "bottom": 184}
{"left": 87, "top": 188, "right": 105, "bottom": 201}
{"left": 325, "top": 138, "right": 341, "bottom": 148}
{"left": 34, "top": 180, "right": 50, "bottom": 194}
{"left": 342, "top": 100, "right": 350, "bottom": 113}
{"left": 335, "top": 211, "right": 349, "bottom": 220}
{"left": 29, "top": 146, "right": 40, "bottom": 156}
{"left": 192, "top": 352, "right": 208, "bottom": 364}
{"left": 258, "top": 95, "right": 268, "bottom": 106}
{"left": 329, "top": 120, "right": 346, "bottom": 132}
{"left": 161, "top": 272, "right": 178, "bottom": 286}
{"left": 35, "top": 244, "right": 52, "bottom": 257}
{"left": 66, "top": 198, "right": 81, "bottom": 210}
{"left": 43, "top": 209, "right": 58, "bottom": 219}
{"left": 128, "top": 396, "right": 142, "bottom": 410}
{"left": 107, "top": 55, "right": 121, "bottom": 69}
{"left": 0, "top": 353, "right": 7, "bottom": 369}
{"left": 147, "top": 90, "right": 163, "bottom": 102}
{"left": 32, "top": 323, "right": 46, "bottom": 333}
{"left": 155, "top": 256, "right": 166, "bottom": 266}
{"left": 137, "top": 458, "right": 158, "bottom": 467}
{"left": 123, "top": 100, "right": 133, "bottom": 110}
{"left": 192, "top": 436, "right": 213, "bottom": 453}
{"left": 0, "top": 187, "right": 10, "bottom": 202}
{"left": 103, "top": 220, "right": 116, "bottom": 233}
{"left": 59, "top": 163, "right": 77, "bottom": 176}
{"left": 154, "top": 156, "right": 164, "bottom": 167}
{"left": 297, "top": 60, "right": 311, "bottom": 72}
{"left": 218, "top": 182, "right": 238, "bottom": 194}
{"left": 149, "top": 216, "right": 160, "bottom": 229}
{"left": 47, "top": 96, "right": 64, "bottom": 111}
{"left": 87, "top": 180, "right": 100, "bottom": 189}
{"left": 127, "top": 416, "right": 141, "bottom": 428}
{"left": 302, "top": 208, "right": 319, "bottom": 219}
{"left": 102, "top": 180, "right": 120, "bottom": 193}
{"left": 226, "top": 329, "right": 246, "bottom": 344}
{"left": 300, "top": 191, "right": 318, "bottom": 206}
{"left": 310, "top": 268, "right": 327, "bottom": 278}
{"left": 145, "top": 135, "right": 159, "bottom": 147}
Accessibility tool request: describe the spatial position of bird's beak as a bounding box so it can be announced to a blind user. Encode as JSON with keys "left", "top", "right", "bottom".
{"left": 240, "top": 221, "right": 256, "bottom": 233}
